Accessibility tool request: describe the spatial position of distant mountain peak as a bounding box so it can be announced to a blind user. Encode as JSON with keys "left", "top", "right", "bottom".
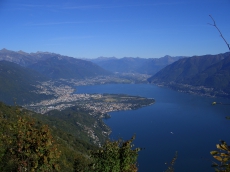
{"left": 163, "top": 55, "right": 171, "bottom": 58}
{"left": 18, "top": 50, "right": 28, "bottom": 54}
{"left": 123, "top": 57, "right": 141, "bottom": 59}
{"left": 97, "top": 56, "right": 117, "bottom": 60}
{"left": 35, "top": 51, "right": 44, "bottom": 54}
{"left": 90, "top": 55, "right": 185, "bottom": 75}
{"left": 34, "top": 51, "right": 55, "bottom": 55}
{"left": 0, "top": 48, "right": 10, "bottom": 52}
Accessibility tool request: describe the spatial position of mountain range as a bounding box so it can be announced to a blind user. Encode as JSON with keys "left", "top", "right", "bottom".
{"left": 0, "top": 49, "right": 111, "bottom": 79}
{"left": 1, "top": 48, "right": 230, "bottom": 104}
{"left": 0, "top": 49, "right": 185, "bottom": 78}
{"left": 0, "top": 48, "right": 50, "bottom": 66}
{"left": 148, "top": 52, "right": 230, "bottom": 97}
{"left": 0, "top": 49, "right": 111, "bottom": 104}
{"left": 0, "top": 48, "right": 185, "bottom": 105}
{"left": 90, "top": 55, "right": 185, "bottom": 75}
{"left": 28, "top": 56, "right": 111, "bottom": 80}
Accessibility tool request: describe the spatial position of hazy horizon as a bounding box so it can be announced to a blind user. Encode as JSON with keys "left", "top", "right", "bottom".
{"left": 2, "top": 48, "right": 230, "bottom": 60}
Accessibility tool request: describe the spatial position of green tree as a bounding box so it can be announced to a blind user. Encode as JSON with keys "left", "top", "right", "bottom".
{"left": 89, "top": 135, "right": 140, "bottom": 172}
{"left": 73, "top": 154, "right": 91, "bottom": 172}
{"left": 0, "top": 113, "right": 60, "bottom": 171}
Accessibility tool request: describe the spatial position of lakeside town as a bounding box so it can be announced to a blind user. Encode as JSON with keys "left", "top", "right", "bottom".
{"left": 154, "top": 81, "right": 230, "bottom": 98}
{"left": 25, "top": 77, "right": 155, "bottom": 116}
{"left": 23, "top": 77, "right": 155, "bottom": 145}
{"left": 24, "top": 78, "right": 154, "bottom": 117}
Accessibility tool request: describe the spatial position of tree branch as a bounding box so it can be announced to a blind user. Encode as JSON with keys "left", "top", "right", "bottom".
{"left": 208, "top": 15, "right": 230, "bottom": 51}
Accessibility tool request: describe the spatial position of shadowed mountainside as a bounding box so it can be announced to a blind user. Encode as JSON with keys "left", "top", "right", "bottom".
{"left": 0, "top": 61, "right": 52, "bottom": 105}
{"left": 0, "top": 49, "right": 111, "bottom": 104}
{"left": 28, "top": 56, "right": 111, "bottom": 80}
{"left": 148, "top": 52, "right": 230, "bottom": 96}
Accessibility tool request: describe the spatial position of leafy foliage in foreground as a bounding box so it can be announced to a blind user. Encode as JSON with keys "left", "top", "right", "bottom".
{"left": 211, "top": 140, "right": 230, "bottom": 172}
{"left": 0, "top": 107, "right": 60, "bottom": 171}
{"left": 89, "top": 136, "right": 140, "bottom": 172}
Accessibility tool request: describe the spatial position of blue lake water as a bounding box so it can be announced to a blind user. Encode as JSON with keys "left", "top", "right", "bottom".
{"left": 75, "top": 84, "right": 230, "bottom": 172}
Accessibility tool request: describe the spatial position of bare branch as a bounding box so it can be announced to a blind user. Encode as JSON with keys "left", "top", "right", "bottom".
{"left": 209, "top": 15, "right": 216, "bottom": 26}
{"left": 208, "top": 15, "right": 230, "bottom": 51}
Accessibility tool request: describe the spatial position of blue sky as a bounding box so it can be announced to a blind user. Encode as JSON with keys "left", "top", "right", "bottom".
{"left": 0, "top": 0, "right": 229, "bottom": 58}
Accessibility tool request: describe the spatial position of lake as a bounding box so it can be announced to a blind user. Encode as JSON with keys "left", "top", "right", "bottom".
{"left": 75, "top": 84, "right": 230, "bottom": 172}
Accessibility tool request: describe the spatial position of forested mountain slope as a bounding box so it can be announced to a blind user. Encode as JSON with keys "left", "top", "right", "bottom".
{"left": 0, "top": 61, "right": 52, "bottom": 105}
{"left": 0, "top": 102, "right": 101, "bottom": 171}
{"left": 148, "top": 52, "right": 230, "bottom": 97}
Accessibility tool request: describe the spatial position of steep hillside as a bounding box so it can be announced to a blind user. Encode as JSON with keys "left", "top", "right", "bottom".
{"left": 136, "top": 55, "right": 185, "bottom": 75}
{"left": 148, "top": 52, "right": 230, "bottom": 97}
{"left": 28, "top": 56, "right": 111, "bottom": 79}
{"left": 193, "top": 56, "right": 230, "bottom": 92}
{"left": 0, "top": 49, "right": 112, "bottom": 105}
{"left": 90, "top": 56, "right": 185, "bottom": 75}
{"left": 0, "top": 102, "right": 99, "bottom": 171}
{"left": 0, "top": 61, "right": 52, "bottom": 105}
